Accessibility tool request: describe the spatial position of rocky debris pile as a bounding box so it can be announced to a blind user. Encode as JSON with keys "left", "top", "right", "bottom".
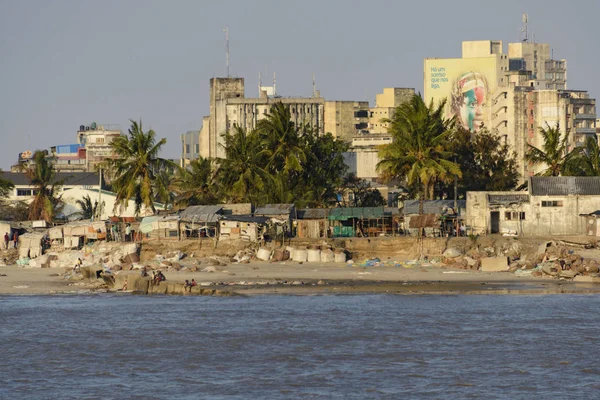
{"left": 0, "top": 248, "right": 19, "bottom": 266}
{"left": 440, "top": 240, "right": 600, "bottom": 280}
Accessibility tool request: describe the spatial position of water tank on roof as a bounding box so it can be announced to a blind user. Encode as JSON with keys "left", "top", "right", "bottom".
{"left": 85, "top": 126, "right": 90, "bottom": 131}
{"left": 79, "top": 125, "right": 85, "bottom": 131}
{"left": 91, "top": 122, "right": 97, "bottom": 130}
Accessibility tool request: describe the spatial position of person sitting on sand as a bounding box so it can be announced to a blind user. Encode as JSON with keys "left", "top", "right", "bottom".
{"left": 184, "top": 279, "right": 192, "bottom": 292}
{"left": 73, "top": 258, "right": 82, "bottom": 273}
{"left": 190, "top": 279, "right": 197, "bottom": 287}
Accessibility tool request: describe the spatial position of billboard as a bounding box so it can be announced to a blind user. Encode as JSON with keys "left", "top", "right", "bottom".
{"left": 424, "top": 57, "right": 499, "bottom": 133}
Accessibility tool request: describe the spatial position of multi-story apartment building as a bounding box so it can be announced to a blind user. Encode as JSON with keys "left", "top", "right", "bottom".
{"left": 424, "top": 39, "right": 595, "bottom": 181}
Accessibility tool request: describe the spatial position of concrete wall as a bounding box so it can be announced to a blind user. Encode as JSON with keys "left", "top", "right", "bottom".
{"left": 467, "top": 191, "right": 600, "bottom": 236}
{"left": 462, "top": 40, "right": 503, "bottom": 58}
{"left": 324, "top": 101, "right": 369, "bottom": 140}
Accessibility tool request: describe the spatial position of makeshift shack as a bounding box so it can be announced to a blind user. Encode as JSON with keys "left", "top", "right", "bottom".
{"left": 179, "top": 205, "right": 223, "bottom": 238}
{"left": 294, "top": 209, "right": 329, "bottom": 238}
{"left": 86, "top": 221, "right": 107, "bottom": 241}
{"left": 139, "top": 215, "right": 180, "bottom": 241}
{"left": 403, "top": 200, "right": 466, "bottom": 237}
{"left": 328, "top": 207, "right": 388, "bottom": 237}
{"left": 18, "top": 232, "right": 46, "bottom": 259}
{"left": 48, "top": 226, "right": 64, "bottom": 247}
{"left": 63, "top": 221, "right": 90, "bottom": 249}
{"left": 219, "top": 215, "right": 269, "bottom": 242}
{"left": 254, "top": 204, "right": 295, "bottom": 237}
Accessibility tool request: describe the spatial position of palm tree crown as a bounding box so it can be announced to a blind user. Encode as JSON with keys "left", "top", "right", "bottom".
{"left": 525, "top": 123, "right": 579, "bottom": 176}
{"left": 377, "top": 94, "right": 461, "bottom": 201}
{"left": 106, "top": 120, "right": 174, "bottom": 215}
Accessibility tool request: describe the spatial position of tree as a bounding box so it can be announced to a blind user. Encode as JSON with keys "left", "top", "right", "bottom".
{"left": 172, "top": 157, "right": 220, "bottom": 207}
{"left": 571, "top": 136, "right": 600, "bottom": 176}
{"left": 377, "top": 94, "right": 461, "bottom": 213}
{"left": 24, "top": 150, "right": 64, "bottom": 222}
{"left": 105, "top": 120, "right": 174, "bottom": 215}
{"left": 216, "top": 125, "right": 270, "bottom": 204}
{"left": 0, "top": 169, "right": 14, "bottom": 199}
{"left": 340, "top": 174, "right": 386, "bottom": 207}
{"left": 525, "top": 123, "right": 579, "bottom": 176}
{"left": 74, "top": 194, "right": 104, "bottom": 220}
{"left": 301, "top": 133, "right": 349, "bottom": 207}
{"left": 437, "top": 128, "right": 519, "bottom": 197}
{"left": 256, "top": 102, "right": 306, "bottom": 175}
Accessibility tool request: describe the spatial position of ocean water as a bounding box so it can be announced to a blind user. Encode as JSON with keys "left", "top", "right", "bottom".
{"left": 1, "top": 294, "right": 600, "bottom": 399}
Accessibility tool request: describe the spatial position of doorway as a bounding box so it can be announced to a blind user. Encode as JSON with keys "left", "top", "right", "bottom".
{"left": 490, "top": 212, "right": 500, "bottom": 234}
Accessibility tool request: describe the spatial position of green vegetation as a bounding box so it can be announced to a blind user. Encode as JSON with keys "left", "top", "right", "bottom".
{"left": 24, "top": 150, "right": 64, "bottom": 222}
{"left": 525, "top": 123, "right": 580, "bottom": 176}
{"left": 377, "top": 94, "right": 461, "bottom": 213}
{"left": 0, "top": 169, "right": 14, "bottom": 199}
{"left": 74, "top": 194, "right": 104, "bottom": 220}
{"left": 104, "top": 119, "right": 176, "bottom": 215}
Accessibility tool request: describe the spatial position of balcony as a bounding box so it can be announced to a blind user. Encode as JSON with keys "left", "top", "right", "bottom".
{"left": 576, "top": 127, "right": 596, "bottom": 134}
{"left": 575, "top": 113, "right": 596, "bottom": 120}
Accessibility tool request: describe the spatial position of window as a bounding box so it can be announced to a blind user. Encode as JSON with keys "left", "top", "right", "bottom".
{"left": 505, "top": 211, "right": 526, "bottom": 220}
{"left": 185, "top": 144, "right": 190, "bottom": 154}
{"left": 542, "top": 200, "right": 563, "bottom": 207}
{"left": 17, "top": 189, "right": 32, "bottom": 196}
{"left": 195, "top": 144, "right": 199, "bottom": 153}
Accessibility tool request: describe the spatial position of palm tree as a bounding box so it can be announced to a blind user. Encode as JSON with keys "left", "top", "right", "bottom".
{"left": 153, "top": 168, "right": 175, "bottom": 209}
{"left": 171, "top": 157, "right": 219, "bottom": 207}
{"left": 74, "top": 194, "right": 103, "bottom": 220}
{"left": 105, "top": 120, "right": 175, "bottom": 215}
{"left": 525, "top": 123, "right": 579, "bottom": 176}
{"left": 24, "top": 150, "right": 63, "bottom": 222}
{"left": 377, "top": 94, "right": 461, "bottom": 214}
{"left": 256, "top": 102, "right": 306, "bottom": 174}
{"left": 216, "top": 125, "right": 270, "bottom": 204}
{"left": 571, "top": 136, "right": 600, "bottom": 176}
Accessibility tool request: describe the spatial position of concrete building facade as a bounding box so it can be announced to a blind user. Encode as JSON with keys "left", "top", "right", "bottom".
{"left": 466, "top": 177, "right": 600, "bottom": 236}
{"left": 425, "top": 39, "right": 595, "bottom": 182}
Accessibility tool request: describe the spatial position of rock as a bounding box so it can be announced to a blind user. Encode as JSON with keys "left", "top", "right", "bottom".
{"left": 559, "top": 270, "right": 578, "bottom": 279}
{"left": 463, "top": 256, "right": 477, "bottom": 267}
{"left": 537, "top": 241, "right": 552, "bottom": 256}
{"left": 443, "top": 247, "right": 462, "bottom": 258}
{"left": 480, "top": 256, "right": 509, "bottom": 272}
{"left": 171, "top": 262, "right": 181, "bottom": 271}
{"left": 201, "top": 266, "right": 218, "bottom": 273}
{"left": 586, "top": 265, "right": 599, "bottom": 273}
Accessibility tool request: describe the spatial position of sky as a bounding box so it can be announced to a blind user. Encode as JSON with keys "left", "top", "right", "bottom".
{"left": 1, "top": 0, "right": 599, "bottom": 170}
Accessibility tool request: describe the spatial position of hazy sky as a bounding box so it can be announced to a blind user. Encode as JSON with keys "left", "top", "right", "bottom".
{"left": 1, "top": 0, "right": 598, "bottom": 169}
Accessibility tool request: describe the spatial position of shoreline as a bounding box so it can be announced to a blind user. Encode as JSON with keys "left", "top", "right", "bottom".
{"left": 2, "top": 262, "right": 600, "bottom": 296}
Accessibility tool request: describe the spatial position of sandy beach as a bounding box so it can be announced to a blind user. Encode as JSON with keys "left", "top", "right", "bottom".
{"left": 2, "top": 260, "right": 600, "bottom": 296}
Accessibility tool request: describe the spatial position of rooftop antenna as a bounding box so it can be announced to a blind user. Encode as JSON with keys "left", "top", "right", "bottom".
{"left": 258, "top": 71, "right": 261, "bottom": 95}
{"left": 521, "top": 13, "right": 528, "bottom": 42}
{"left": 273, "top": 72, "right": 277, "bottom": 96}
{"left": 223, "top": 27, "right": 230, "bottom": 77}
{"left": 312, "top": 73, "right": 316, "bottom": 97}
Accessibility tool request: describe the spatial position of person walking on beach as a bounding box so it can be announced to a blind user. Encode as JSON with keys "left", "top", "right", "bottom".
{"left": 12, "top": 232, "right": 18, "bottom": 249}
{"left": 4, "top": 232, "right": 8, "bottom": 249}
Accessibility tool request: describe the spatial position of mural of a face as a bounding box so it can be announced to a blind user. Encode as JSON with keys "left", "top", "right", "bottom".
{"left": 450, "top": 72, "right": 488, "bottom": 133}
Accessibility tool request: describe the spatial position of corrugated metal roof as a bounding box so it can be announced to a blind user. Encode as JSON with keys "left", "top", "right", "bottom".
{"left": 530, "top": 177, "right": 600, "bottom": 196}
{"left": 179, "top": 205, "right": 224, "bottom": 222}
{"left": 487, "top": 194, "right": 530, "bottom": 205}
{"left": 254, "top": 204, "right": 294, "bottom": 215}
{"left": 2, "top": 172, "right": 101, "bottom": 186}
{"left": 329, "top": 207, "right": 385, "bottom": 221}
{"left": 403, "top": 200, "right": 466, "bottom": 215}
{"left": 221, "top": 215, "right": 270, "bottom": 224}
{"left": 296, "top": 208, "right": 328, "bottom": 219}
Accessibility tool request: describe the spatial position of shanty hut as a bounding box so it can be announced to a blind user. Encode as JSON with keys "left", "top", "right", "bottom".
{"left": 179, "top": 205, "right": 224, "bottom": 238}
{"left": 403, "top": 200, "right": 466, "bottom": 237}
{"left": 294, "top": 209, "right": 329, "bottom": 239}
{"left": 219, "top": 215, "right": 269, "bottom": 242}
{"left": 48, "top": 226, "right": 64, "bottom": 247}
{"left": 328, "top": 207, "right": 387, "bottom": 237}
{"left": 63, "top": 221, "right": 90, "bottom": 249}
{"left": 254, "top": 204, "right": 295, "bottom": 237}
{"left": 18, "top": 232, "right": 46, "bottom": 260}
{"left": 139, "top": 215, "right": 180, "bottom": 241}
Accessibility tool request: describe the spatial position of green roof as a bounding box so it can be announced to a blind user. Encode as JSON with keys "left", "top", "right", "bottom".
{"left": 328, "top": 207, "right": 384, "bottom": 221}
